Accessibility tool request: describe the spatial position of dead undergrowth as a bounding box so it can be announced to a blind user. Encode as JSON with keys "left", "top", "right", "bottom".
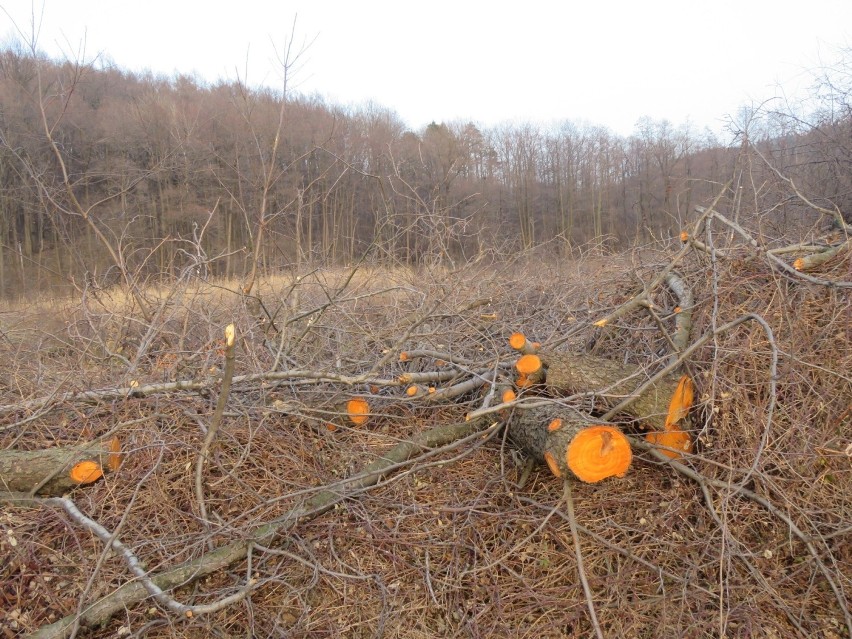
{"left": 1, "top": 228, "right": 850, "bottom": 638}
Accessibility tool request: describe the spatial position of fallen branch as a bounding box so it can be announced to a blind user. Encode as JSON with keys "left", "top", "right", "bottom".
{"left": 664, "top": 271, "right": 693, "bottom": 358}
{"left": 679, "top": 231, "right": 734, "bottom": 259}
{"left": 399, "top": 369, "right": 465, "bottom": 384}
{"left": 792, "top": 237, "right": 852, "bottom": 272}
{"left": 419, "top": 370, "right": 497, "bottom": 404}
{"left": 49, "top": 496, "right": 256, "bottom": 620}
{"left": 0, "top": 369, "right": 400, "bottom": 418}
{"left": 399, "top": 350, "right": 474, "bottom": 367}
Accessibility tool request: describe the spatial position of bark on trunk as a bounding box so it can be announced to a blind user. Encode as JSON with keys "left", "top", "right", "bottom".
{"left": 540, "top": 351, "right": 679, "bottom": 431}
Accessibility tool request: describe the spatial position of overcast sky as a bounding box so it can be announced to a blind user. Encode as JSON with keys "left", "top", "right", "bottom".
{"left": 1, "top": 1, "right": 850, "bottom": 136}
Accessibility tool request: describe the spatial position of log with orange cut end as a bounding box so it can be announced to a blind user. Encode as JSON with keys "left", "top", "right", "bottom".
{"left": 346, "top": 397, "right": 370, "bottom": 426}
{"left": 645, "top": 374, "right": 694, "bottom": 459}
{"left": 509, "top": 332, "right": 540, "bottom": 355}
{"left": 107, "top": 436, "right": 122, "bottom": 472}
{"left": 515, "top": 353, "right": 545, "bottom": 386}
{"left": 70, "top": 460, "right": 103, "bottom": 484}
{"left": 0, "top": 437, "right": 123, "bottom": 496}
{"left": 326, "top": 397, "right": 371, "bottom": 431}
{"left": 497, "top": 386, "right": 517, "bottom": 418}
{"left": 70, "top": 436, "right": 123, "bottom": 483}
{"left": 533, "top": 348, "right": 694, "bottom": 459}
{"left": 507, "top": 406, "right": 632, "bottom": 483}
{"left": 540, "top": 350, "right": 683, "bottom": 432}
{"left": 405, "top": 384, "right": 438, "bottom": 399}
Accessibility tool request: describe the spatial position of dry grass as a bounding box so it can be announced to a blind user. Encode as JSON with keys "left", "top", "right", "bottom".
{"left": 1, "top": 237, "right": 850, "bottom": 638}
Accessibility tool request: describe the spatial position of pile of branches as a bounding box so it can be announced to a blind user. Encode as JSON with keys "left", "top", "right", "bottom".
{"left": 1, "top": 197, "right": 850, "bottom": 637}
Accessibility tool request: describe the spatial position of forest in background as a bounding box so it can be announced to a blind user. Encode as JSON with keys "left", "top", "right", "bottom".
{"left": 0, "top": 43, "right": 850, "bottom": 300}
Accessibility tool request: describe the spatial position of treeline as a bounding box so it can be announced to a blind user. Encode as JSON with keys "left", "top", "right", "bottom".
{"left": 0, "top": 45, "right": 849, "bottom": 299}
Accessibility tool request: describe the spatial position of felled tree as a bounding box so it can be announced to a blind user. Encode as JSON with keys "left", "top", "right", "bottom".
{"left": 509, "top": 339, "right": 694, "bottom": 459}
{"left": 506, "top": 406, "right": 632, "bottom": 483}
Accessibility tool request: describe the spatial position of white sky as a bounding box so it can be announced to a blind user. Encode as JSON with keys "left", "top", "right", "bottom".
{"left": 1, "top": 0, "right": 851, "bottom": 136}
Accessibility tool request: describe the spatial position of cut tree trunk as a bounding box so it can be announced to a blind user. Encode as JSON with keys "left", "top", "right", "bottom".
{"left": 538, "top": 351, "right": 680, "bottom": 431}
{"left": 515, "top": 353, "right": 546, "bottom": 387}
{"left": 509, "top": 332, "right": 540, "bottom": 355}
{"left": 0, "top": 440, "right": 121, "bottom": 497}
{"left": 507, "top": 406, "right": 632, "bottom": 483}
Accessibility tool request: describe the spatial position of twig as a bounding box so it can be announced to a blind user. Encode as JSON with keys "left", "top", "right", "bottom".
{"left": 195, "top": 324, "right": 237, "bottom": 532}
{"left": 517, "top": 495, "right": 715, "bottom": 596}
{"left": 696, "top": 481, "right": 809, "bottom": 636}
{"left": 563, "top": 479, "right": 604, "bottom": 639}
{"left": 42, "top": 496, "right": 256, "bottom": 624}
{"left": 695, "top": 206, "right": 852, "bottom": 288}
{"left": 749, "top": 143, "right": 852, "bottom": 234}
{"left": 65, "top": 446, "right": 164, "bottom": 639}
{"left": 569, "top": 183, "right": 726, "bottom": 339}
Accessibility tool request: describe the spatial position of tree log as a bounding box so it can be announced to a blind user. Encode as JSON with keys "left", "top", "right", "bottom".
{"left": 0, "top": 440, "right": 120, "bottom": 497}
{"left": 665, "top": 271, "right": 693, "bottom": 359}
{"left": 515, "top": 354, "right": 545, "bottom": 386}
{"left": 539, "top": 352, "right": 680, "bottom": 431}
{"left": 507, "top": 406, "right": 631, "bottom": 483}
{"left": 509, "top": 332, "right": 540, "bottom": 355}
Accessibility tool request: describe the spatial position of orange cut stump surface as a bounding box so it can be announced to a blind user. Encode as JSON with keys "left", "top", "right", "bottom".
{"left": 566, "top": 425, "right": 632, "bottom": 483}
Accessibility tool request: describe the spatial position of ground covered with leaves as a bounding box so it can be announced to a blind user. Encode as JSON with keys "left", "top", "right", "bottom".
{"left": 1, "top": 228, "right": 850, "bottom": 638}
